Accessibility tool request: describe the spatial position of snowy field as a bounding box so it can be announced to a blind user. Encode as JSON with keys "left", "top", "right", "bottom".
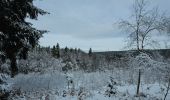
{"left": 1, "top": 53, "right": 170, "bottom": 100}
{"left": 0, "top": 69, "right": 168, "bottom": 100}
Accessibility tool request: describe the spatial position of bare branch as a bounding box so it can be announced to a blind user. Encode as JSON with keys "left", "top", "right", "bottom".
{"left": 118, "top": 0, "right": 169, "bottom": 50}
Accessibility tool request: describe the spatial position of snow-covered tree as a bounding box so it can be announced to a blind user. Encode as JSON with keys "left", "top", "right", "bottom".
{"left": 51, "top": 45, "right": 56, "bottom": 57}
{"left": 0, "top": 0, "right": 48, "bottom": 77}
{"left": 56, "top": 43, "right": 60, "bottom": 58}
{"left": 119, "top": 0, "right": 168, "bottom": 50}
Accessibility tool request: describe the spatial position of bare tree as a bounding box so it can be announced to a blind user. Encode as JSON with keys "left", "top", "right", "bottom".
{"left": 162, "top": 17, "right": 170, "bottom": 34}
{"left": 164, "top": 78, "right": 170, "bottom": 100}
{"left": 136, "top": 69, "right": 141, "bottom": 96}
{"left": 119, "top": 0, "right": 166, "bottom": 50}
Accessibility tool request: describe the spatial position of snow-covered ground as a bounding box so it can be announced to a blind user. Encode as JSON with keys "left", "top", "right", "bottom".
{"left": 1, "top": 52, "right": 170, "bottom": 100}
{"left": 1, "top": 70, "right": 168, "bottom": 100}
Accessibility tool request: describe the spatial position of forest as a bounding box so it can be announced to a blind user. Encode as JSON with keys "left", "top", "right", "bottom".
{"left": 1, "top": 0, "right": 170, "bottom": 100}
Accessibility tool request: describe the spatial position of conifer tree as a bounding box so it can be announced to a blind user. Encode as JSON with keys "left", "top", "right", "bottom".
{"left": 74, "top": 48, "right": 78, "bottom": 53}
{"left": 88, "top": 48, "right": 92, "bottom": 57}
{"left": 64, "top": 46, "right": 69, "bottom": 53}
{"left": 51, "top": 45, "right": 56, "bottom": 57}
{"left": 56, "top": 43, "right": 60, "bottom": 58}
{"left": 0, "top": 0, "right": 48, "bottom": 77}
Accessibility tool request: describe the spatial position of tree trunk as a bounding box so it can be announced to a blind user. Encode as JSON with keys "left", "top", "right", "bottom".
{"left": 137, "top": 32, "right": 139, "bottom": 51}
{"left": 10, "top": 56, "right": 18, "bottom": 78}
{"left": 164, "top": 78, "right": 170, "bottom": 100}
{"left": 136, "top": 69, "right": 141, "bottom": 96}
{"left": 141, "top": 38, "right": 144, "bottom": 50}
{"left": 136, "top": 21, "right": 140, "bottom": 51}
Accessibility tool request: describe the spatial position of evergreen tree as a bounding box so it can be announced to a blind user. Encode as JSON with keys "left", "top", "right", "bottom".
{"left": 70, "top": 48, "right": 74, "bottom": 53}
{"left": 88, "top": 48, "right": 92, "bottom": 57}
{"left": 64, "top": 46, "right": 69, "bottom": 53}
{"left": 78, "top": 48, "right": 81, "bottom": 53}
{"left": 51, "top": 45, "right": 56, "bottom": 57}
{"left": 0, "top": 0, "right": 48, "bottom": 77}
{"left": 74, "top": 48, "right": 78, "bottom": 53}
{"left": 56, "top": 43, "right": 60, "bottom": 58}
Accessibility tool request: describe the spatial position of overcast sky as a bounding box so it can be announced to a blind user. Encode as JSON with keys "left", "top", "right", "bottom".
{"left": 30, "top": 0, "right": 170, "bottom": 51}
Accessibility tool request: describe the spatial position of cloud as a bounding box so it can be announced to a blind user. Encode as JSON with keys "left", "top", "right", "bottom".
{"left": 32, "top": 0, "right": 132, "bottom": 39}
{"left": 31, "top": 0, "right": 170, "bottom": 51}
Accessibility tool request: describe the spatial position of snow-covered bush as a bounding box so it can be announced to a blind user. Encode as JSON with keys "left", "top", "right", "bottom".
{"left": 0, "top": 74, "right": 12, "bottom": 99}
{"left": 13, "top": 71, "right": 67, "bottom": 92}
{"left": 18, "top": 51, "right": 64, "bottom": 73}
{"left": 128, "top": 52, "right": 170, "bottom": 83}
{"left": 104, "top": 77, "right": 118, "bottom": 97}
{"left": 0, "top": 62, "right": 10, "bottom": 74}
{"left": 77, "top": 87, "right": 92, "bottom": 100}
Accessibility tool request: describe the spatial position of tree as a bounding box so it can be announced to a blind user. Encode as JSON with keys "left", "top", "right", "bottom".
{"left": 51, "top": 45, "right": 56, "bottom": 57}
{"left": 164, "top": 78, "right": 170, "bottom": 100}
{"left": 56, "top": 43, "right": 60, "bottom": 58}
{"left": 0, "top": 0, "right": 48, "bottom": 77}
{"left": 64, "top": 46, "right": 69, "bottom": 53}
{"left": 74, "top": 48, "right": 78, "bottom": 53}
{"left": 119, "top": 0, "right": 166, "bottom": 50}
{"left": 88, "top": 48, "right": 92, "bottom": 57}
{"left": 136, "top": 69, "right": 141, "bottom": 96}
{"left": 162, "top": 17, "right": 170, "bottom": 35}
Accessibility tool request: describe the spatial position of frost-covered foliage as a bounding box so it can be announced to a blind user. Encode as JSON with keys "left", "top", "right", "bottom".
{"left": 0, "top": 74, "right": 12, "bottom": 99}
{"left": 18, "top": 50, "right": 64, "bottom": 73}
{"left": 129, "top": 52, "right": 170, "bottom": 83}
{"left": 0, "top": 60, "right": 11, "bottom": 74}
{"left": 1, "top": 48, "right": 170, "bottom": 99}
{"left": 130, "top": 53, "right": 166, "bottom": 69}
{"left": 0, "top": 0, "right": 48, "bottom": 77}
{"left": 13, "top": 71, "right": 67, "bottom": 92}
{"left": 104, "top": 77, "right": 118, "bottom": 97}
{"left": 6, "top": 70, "right": 170, "bottom": 100}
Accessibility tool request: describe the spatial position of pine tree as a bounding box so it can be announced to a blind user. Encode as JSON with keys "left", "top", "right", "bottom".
{"left": 88, "top": 48, "right": 92, "bottom": 57}
{"left": 78, "top": 48, "right": 81, "bottom": 53}
{"left": 70, "top": 48, "right": 74, "bottom": 52}
{"left": 51, "top": 45, "right": 56, "bottom": 57}
{"left": 0, "top": 0, "right": 48, "bottom": 77}
{"left": 56, "top": 43, "right": 60, "bottom": 58}
{"left": 64, "top": 46, "right": 69, "bottom": 53}
{"left": 74, "top": 48, "right": 78, "bottom": 53}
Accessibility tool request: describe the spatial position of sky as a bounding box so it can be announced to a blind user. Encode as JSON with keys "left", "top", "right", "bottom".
{"left": 30, "top": 0, "right": 170, "bottom": 51}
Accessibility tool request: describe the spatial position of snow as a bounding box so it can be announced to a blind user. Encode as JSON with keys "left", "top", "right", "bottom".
{"left": 0, "top": 51, "right": 5, "bottom": 56}
{"left": 5, "top": 70, "right": 169, "bottom": 100}
{"left": 1, "top": 51, "right": 170, "bottom": 99}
